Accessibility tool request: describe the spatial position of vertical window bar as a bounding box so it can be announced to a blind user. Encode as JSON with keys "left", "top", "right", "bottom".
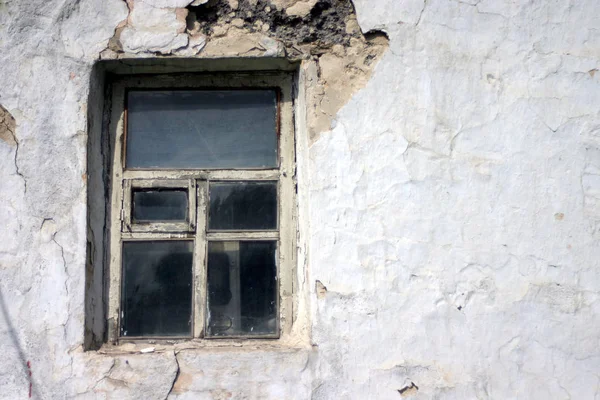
{"left": 277, "top": 79, "right": 295, "bottom": 336}
{"left": 193, "top": 180, "right": 208, "bottom": 337}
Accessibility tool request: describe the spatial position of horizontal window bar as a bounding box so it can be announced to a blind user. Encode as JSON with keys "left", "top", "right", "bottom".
{"left": 129, "top": 179, "right": 191, "bottom": 189}
{"left": 125, "top": 223, "right": 193, "bottom": 234}
{"left": 118, "top": 334, "right": 279, "bottom": 341}
{"left": 114, "top": 73, "right": 292, "bottom": 91}
{"left": 203, "top": 334, "right": 279, "bottom": 340}
{"left": 123, "top": 169, "right": 280, "bottom": 180}
{"left": 118, "top": 336, "right": 193, "bottom": 341}
{"left": 121, "top": 232, "right": 196, "bottom": 240}
{"left": 206, "top": 231, "right": 279, "bottom": 240}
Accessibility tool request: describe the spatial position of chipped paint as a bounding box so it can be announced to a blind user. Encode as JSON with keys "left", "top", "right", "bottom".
{"left": 0, "top": 0, "right": 599, "bottom": 398}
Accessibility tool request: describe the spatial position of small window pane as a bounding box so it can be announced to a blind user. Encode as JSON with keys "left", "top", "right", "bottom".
{"left": 126, "top": 90, "right": 278, "bottom": 169}
{"left": 121, "top": 241, "right": 193, "bottom": 337}
{"left": 132, "top": 189, "right": 188, "bottom": 222}
{"left": 209, "top": 182, "right": 277, "bottom": 230}
{"left": 206, "top": 241, "right": 277, "bottom": 337}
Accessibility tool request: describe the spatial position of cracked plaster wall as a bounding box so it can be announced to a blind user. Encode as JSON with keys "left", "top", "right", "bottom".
{"left": 1, "top": 0, "right": 600, "bottom": 399}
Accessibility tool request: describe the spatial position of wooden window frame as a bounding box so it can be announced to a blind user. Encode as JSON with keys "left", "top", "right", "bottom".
{"left": 106, "top": 72, "right": 296, "bottom": 343}
{"left": 123, "top": 179, "right": 196, "bottom": 233}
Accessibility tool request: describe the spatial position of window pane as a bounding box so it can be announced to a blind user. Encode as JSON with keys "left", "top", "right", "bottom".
{"left": 126, "top": 90, "right": 278, "bottom": 169}
{"left": 132, "top": 189, "right": 188, "bottom": 222}
{"left": 209, "top": 182, "right": 277, "bottom": 230}
{"left": 121, "top": 241, "right": 193, "bottom": 337}
{"left": 206, "top": 241, "right": 277, "bottom": 337}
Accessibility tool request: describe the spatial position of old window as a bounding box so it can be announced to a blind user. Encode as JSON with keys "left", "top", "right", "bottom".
{"left": 106, "top": 73, "right": 295, "bottom": 341}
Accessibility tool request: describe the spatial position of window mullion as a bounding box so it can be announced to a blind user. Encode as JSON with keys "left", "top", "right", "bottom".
{"left": 193, "top": 180, "right": 208, "bottom": 338}
{"left": 278, "top": 77, "right": 295, "bottom": 336}
{"left": 108, "top": 83, "right": 126, "bottom": 344}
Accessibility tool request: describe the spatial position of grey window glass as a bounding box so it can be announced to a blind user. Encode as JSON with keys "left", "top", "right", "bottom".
{"left": 206, "top": 241, "right": 277, "bottom": 337}
{"left": 121, "top": 241, "right": 193, "bottom": 337}
{"left": 126, "top": 90, "right": 278, "bottom": 169}
{"left": 209, "top": 182, "right": 277, "bottom": 230}
{"left": 132, "top": 189, "right": 188, "bottom": 222}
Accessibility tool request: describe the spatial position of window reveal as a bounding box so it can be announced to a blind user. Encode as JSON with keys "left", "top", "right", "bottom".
{"left": 107, "top": 73, "right": 295, "bottom": 341}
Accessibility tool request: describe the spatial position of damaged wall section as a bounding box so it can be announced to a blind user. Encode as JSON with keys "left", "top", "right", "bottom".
{"left": 103, "top": 0, "right": 389, "bottom": 139}
{"left": 88, "top": 2, "right": 389, "bottom": 345}
{"left": 0, "top": 105, "right": 17, "bottom": 146}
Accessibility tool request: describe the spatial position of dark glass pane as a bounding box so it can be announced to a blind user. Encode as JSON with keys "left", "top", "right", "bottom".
{"left": 209, "top": 182, "right": 277, "bottom": 230}
{"left": 132, "top": 189, "right": 188, "bottom": 222}
{"left": 206, "top": 241, "right": 277, "bottom": 337}
{"left": 126, "top": 90, "right": 278, "bottom": 169}
{"left": 121, "top": 241, "right": 193, "bottom": 337}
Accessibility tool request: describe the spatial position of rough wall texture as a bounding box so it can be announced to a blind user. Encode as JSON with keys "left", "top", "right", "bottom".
{"left": 104, "top": 0, "right": 388, "bottom": 138}
{"left": 0, "top": 0, "right": 599, "bottom": 399}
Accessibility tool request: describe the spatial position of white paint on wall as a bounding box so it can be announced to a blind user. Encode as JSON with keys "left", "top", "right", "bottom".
{"left": 0, "top": 0, "right": 599, "bottom": 398}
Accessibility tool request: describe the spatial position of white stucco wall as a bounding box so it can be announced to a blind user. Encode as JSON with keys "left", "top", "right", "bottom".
{"left": 0, "top": 0, "right": 599, "bottom": 399}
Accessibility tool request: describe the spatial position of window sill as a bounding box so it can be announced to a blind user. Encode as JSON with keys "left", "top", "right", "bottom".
{"left": 96, "top": 337, "right": 310, "bottom": 356}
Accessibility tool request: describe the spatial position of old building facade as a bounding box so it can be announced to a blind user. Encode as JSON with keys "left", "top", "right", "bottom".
{"left": 1, "top": 0, "right": 599, "bottom": 398}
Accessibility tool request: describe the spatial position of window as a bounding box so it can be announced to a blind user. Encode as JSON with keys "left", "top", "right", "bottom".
{"left": 106, "top": 73, "right": 296, "bottom": 341}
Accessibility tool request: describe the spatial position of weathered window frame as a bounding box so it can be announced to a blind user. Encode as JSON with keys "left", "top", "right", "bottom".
{"left": 106, "top": 72, "right": 296, "bottom": 343}
{"left": 123, "top": 179, "right": 196, "bottom": 233}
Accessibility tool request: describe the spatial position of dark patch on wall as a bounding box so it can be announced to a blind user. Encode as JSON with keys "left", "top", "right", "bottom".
{"left": 187, "top": 0, "right": 362, "bottom": 52}
{"left": 316, "top": 280, "right": 328, "bottom": 298}
{"left": 398, "top": 382, "right": 419, "bottom": 396}
{"left": 0, "top": 104, "right": 16, "bottom": 146}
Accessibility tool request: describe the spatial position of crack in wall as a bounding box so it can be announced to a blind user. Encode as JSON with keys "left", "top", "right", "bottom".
{"left": 0, "top": 105, "right": 27, "bottom": 193}
{"left": 53, "top": 235, "right": 69, "bottom": 298}
{"left": 90, "top": 359, "right": 117, "bottom": 392}
{"left": 415, "top": 0, "right": 427, "bottom": 27}
{"left": 165, "top": 351, "right": 180, "bottom": 399}
{"left": 41, "top": 216, "right": 73, "bottom": 350}
{"left": 13, "top": 138, "right": 27, "bottom": 194}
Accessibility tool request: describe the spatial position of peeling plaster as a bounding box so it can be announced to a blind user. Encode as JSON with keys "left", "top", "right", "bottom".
{"left": 0, "top": 104, "right": 27, "bottom": 193}
{"left": 1, "top": 0, "right": 600, "bottom": 398}
{"left": 104, "top": 0, "right": 389, "bottom": 139}
{"left": 0, "top": 104, "right": 16, "bottom": 146}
